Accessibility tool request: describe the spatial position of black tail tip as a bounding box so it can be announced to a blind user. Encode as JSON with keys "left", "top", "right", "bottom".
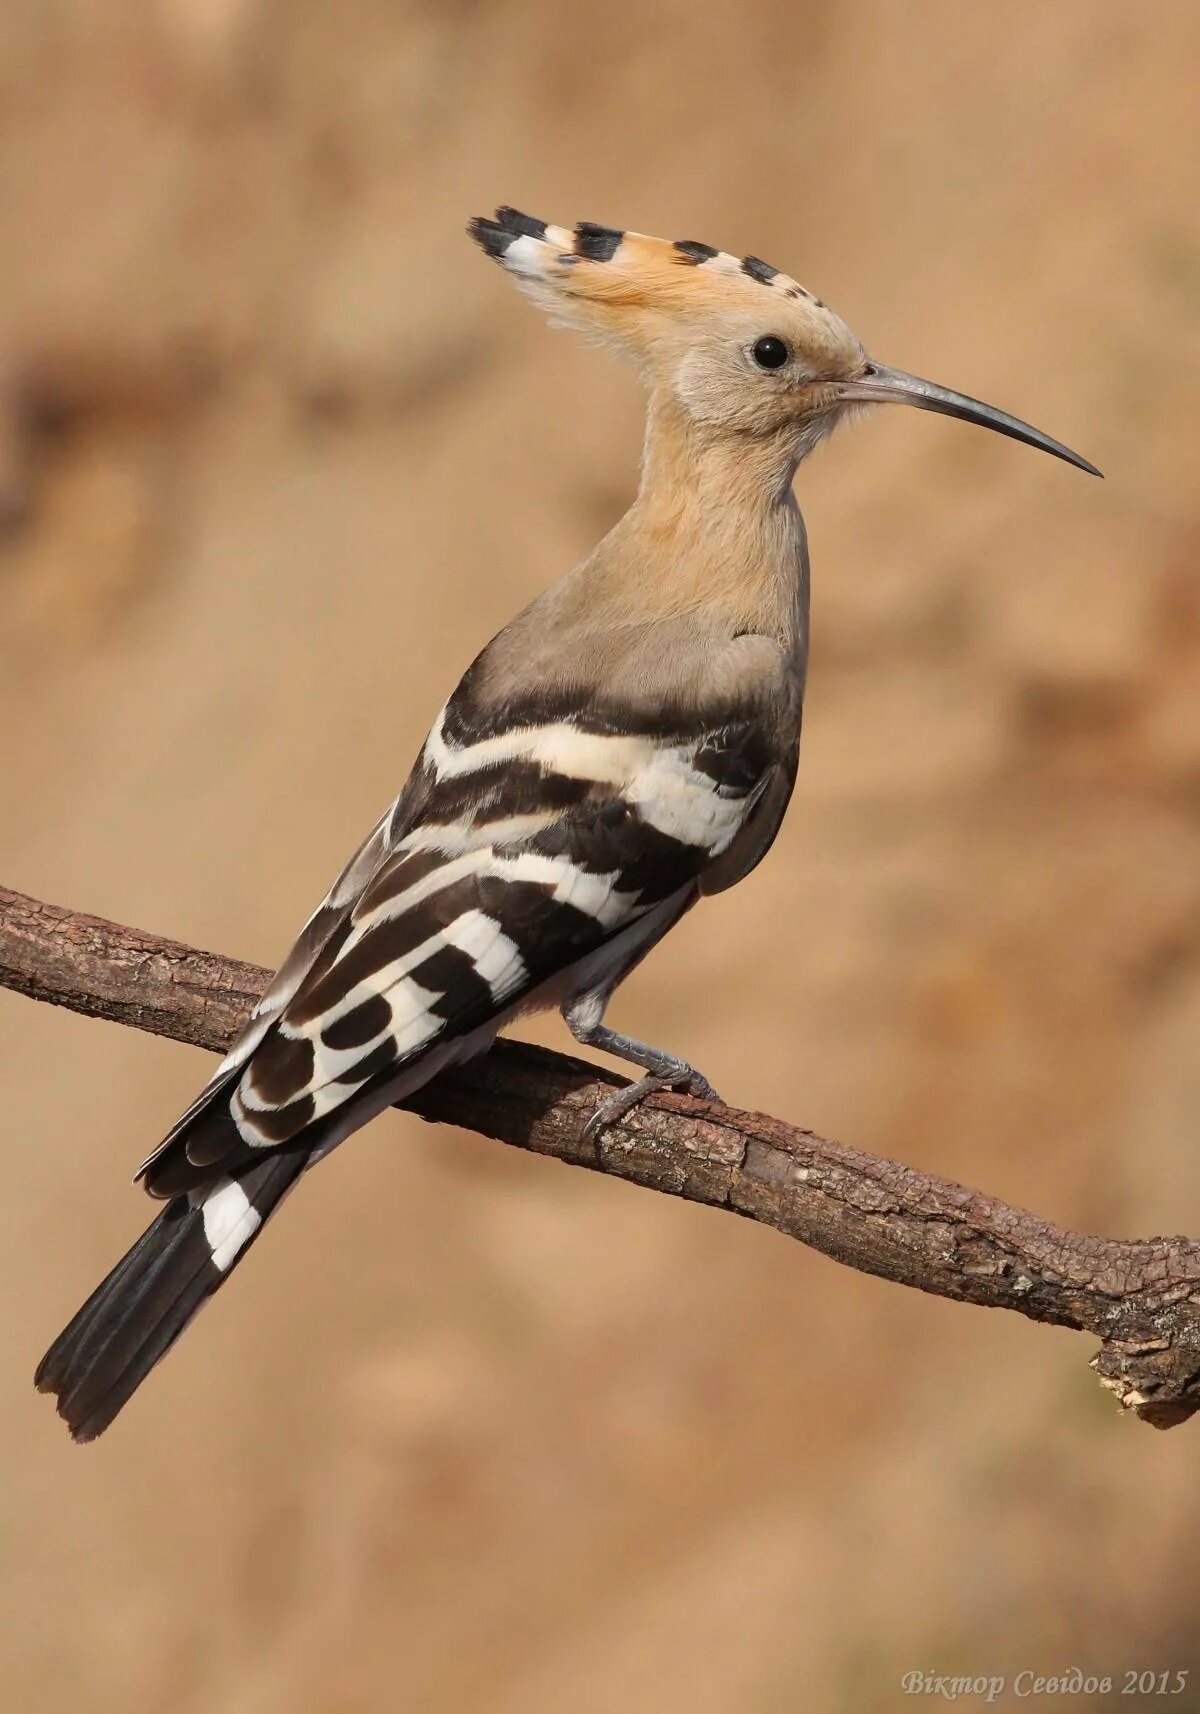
{"left": 34, "top": 1354, "right": 104, "bottom": 1444}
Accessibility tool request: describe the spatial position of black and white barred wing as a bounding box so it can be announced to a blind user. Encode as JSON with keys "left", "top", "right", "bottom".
{"left": 37, "top": 711, "right": 775, "bottom": 1439}
{"left": 146, "top": 709, "right": 777, "bottom": 1191}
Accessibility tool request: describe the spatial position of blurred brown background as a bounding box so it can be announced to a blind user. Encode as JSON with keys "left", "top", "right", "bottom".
{"left": 2, "top": 2, "right": 1199, "bottom": 1710}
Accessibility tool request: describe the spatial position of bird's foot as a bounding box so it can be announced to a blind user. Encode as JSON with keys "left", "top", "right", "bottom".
{"left": 582, "top": 1058, "right": 722, "bottom": 1142}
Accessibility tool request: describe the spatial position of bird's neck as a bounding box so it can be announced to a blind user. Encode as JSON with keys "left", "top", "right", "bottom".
{"left": 601, "top": 388, "right": 810, "bottom": 647}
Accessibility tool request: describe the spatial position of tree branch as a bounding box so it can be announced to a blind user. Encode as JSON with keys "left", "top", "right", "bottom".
{"left": 3, "top": 881, "right": 1198, "bottom": 1430}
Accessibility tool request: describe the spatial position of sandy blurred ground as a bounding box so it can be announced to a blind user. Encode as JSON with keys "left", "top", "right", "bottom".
{"left": 2, "top": 2, "right": 1199, "bottom": 1710}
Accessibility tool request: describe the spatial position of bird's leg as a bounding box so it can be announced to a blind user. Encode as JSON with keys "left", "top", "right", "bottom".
{"left": 563, "top": 993, "right": 722, "bottom": 1140}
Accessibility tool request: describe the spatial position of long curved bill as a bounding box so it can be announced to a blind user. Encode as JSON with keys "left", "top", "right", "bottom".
{"left": 839, "top": 362, "right": 1101, "bottom": 477}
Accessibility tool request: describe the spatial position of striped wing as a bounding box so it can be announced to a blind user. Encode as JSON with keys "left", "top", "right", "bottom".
{"left": 140, "top": 704, "right": 775, "bottom": 1198}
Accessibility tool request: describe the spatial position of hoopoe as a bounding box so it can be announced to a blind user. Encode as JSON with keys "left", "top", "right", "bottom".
{"left": 37, "top": 208, "right": 1098, "bottom": 1440}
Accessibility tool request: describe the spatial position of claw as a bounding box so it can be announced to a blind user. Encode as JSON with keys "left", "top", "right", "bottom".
{"left": 582, "top": 1067, "right": 723, "bottom": 1142}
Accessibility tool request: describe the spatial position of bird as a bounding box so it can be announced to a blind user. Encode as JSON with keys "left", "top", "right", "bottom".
{"left": 35, "top": 207, "right": 1099, "bottom": 1441}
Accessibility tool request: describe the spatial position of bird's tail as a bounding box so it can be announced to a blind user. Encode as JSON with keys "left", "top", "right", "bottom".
{"left": 35, "top": 1148, "right": 310, "bottom": 1442}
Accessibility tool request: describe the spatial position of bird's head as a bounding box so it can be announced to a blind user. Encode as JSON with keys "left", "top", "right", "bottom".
{"left": 469, "top": 208, "right": 1099, "bottom": 478}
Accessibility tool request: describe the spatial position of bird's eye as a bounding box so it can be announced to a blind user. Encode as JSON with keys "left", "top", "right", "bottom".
{"left": 752, "top": 335, "right": 789, "bottom": 371}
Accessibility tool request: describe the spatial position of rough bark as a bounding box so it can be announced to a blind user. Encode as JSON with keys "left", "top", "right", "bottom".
{"left": 3, "top": 881, "right": 1198, "bottom": 1430}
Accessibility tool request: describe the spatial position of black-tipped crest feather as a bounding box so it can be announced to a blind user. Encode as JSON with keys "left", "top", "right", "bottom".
{"left": 573, "top": 222, "right": 623, "bottom": 261}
